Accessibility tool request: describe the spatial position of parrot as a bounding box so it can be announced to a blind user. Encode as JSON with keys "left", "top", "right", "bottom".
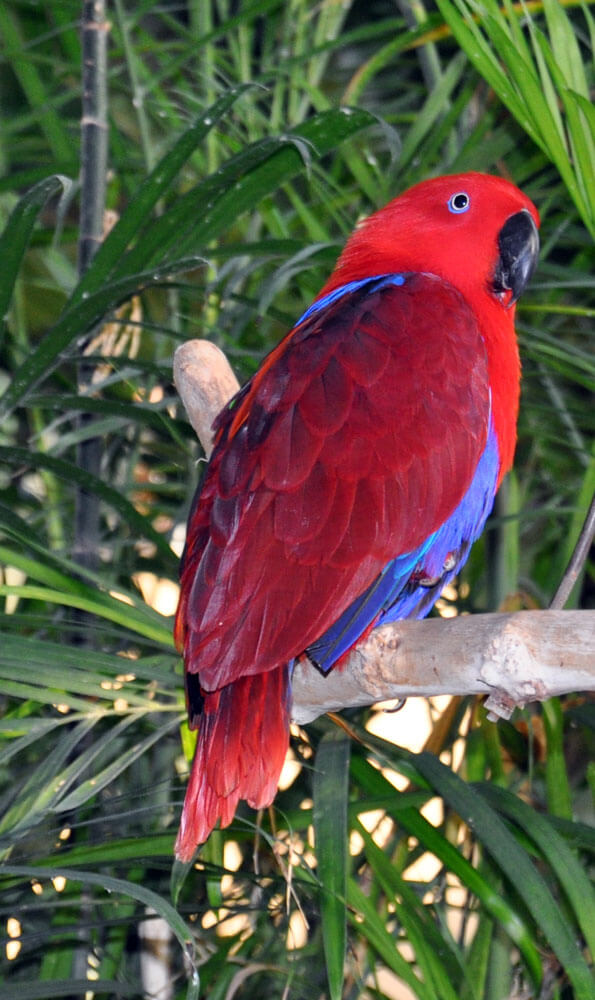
{"left": 174, "top": 172, "right": 540, "bottom": 862}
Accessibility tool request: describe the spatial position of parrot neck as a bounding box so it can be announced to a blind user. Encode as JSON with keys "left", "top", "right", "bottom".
{"left": 477, "top": 299, "right": 520, "bottom": 486}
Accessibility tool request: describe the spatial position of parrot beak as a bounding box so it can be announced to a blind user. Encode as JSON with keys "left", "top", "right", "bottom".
{"left": 493, "top": 209, "right": 539, "bottom": 306}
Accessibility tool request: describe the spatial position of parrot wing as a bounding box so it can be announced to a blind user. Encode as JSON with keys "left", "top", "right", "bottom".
{"left": 175, "top": 272, "right": 492, "bottom": 699}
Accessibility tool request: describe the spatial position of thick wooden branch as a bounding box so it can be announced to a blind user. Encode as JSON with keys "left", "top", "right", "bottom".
{"left": 290, "top": 611, "right": 594, "bottom": 723}
{"left": 173, "top": 340, "right": 595, "bottom": 723}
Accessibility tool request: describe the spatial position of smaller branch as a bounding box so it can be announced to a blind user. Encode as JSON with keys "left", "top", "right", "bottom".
{"left": 549, "top": 491, "right": 595, "bottom": 610}
{"left": 173, "top": 339, "right": 595, "bottom": 723}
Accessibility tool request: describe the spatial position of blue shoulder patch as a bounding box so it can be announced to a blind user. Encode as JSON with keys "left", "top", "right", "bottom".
{"left": 296, "top": 273, "right": 406, "bottom": 326}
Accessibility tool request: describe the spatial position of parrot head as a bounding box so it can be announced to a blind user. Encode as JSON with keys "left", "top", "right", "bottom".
{"left": 321, "top": 172, "right": 540, "bottom": 313}
{"left": 316, "top": 171, "right": 540, "bottom": 483}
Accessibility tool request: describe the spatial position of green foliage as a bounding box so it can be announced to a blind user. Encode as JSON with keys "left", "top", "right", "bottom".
{"left": 313, "top": 729, "right": 350, "bottom": 1000}
{"left": 437, "top": 0, "right": 595, "bottom": 236}
{"left": 0, "top": 1, "right": 593, "bottom": 998}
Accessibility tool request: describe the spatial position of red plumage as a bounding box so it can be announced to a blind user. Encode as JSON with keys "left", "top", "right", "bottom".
{"left": 175, "top": 173, "right": 539, "bottom": 860}
{"left": 176, "top": 667, "right": 290, "bottom": 849}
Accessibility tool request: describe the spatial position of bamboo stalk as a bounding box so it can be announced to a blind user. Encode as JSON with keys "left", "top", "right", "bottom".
{"left": 78, "top": 1, "right": 109, "bottom": 275}
{"left": 74, "top": 0, "right": 109, "bottom": 574}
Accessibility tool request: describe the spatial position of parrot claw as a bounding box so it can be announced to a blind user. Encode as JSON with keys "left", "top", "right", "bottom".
{"left": 415, "top": 552, "right": 458, "bottom": 588}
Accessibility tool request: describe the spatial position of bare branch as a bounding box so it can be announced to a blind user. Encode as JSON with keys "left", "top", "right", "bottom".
{"left": 291, "top": 611, "right": 595, "bottom": 723}
{"left": 173, "top": 339, "right": 595, "bottom": 722}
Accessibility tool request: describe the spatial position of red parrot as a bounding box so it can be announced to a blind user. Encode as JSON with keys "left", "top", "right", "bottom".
{"left": 174, "top": 172, "right": 539, "bottom": 861}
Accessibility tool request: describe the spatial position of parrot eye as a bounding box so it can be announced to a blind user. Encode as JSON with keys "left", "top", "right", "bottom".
{"left": 448, "top": 191, "right": 470, "bottom": 214}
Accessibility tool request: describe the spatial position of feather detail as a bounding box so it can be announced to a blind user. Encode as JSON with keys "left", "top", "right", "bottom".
{"left": 176, "top": 273, "right": 491, "bottom": 692}
{"left": 175, "top": 665, "right": 291, "bottom": 862}
{"left": 307, "top": 420, "right": 500, "bottom": 670}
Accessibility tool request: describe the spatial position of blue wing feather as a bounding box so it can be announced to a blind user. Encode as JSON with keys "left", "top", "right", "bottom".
{"left": 306, "top": 420, "right": 499, "bottom": 672}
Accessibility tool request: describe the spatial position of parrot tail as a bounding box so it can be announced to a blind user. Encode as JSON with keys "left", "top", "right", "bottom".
{"left": 175, "top": 664, "right": 291, "bottom": 861}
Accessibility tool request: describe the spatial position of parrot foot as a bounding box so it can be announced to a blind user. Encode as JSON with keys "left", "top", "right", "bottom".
{"left": 414, "top": 552, "right": 458, "bottom": 588}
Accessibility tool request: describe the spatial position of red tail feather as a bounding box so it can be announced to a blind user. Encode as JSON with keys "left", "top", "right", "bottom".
{"left": 175, "top": 665, "right": 291, "bottom": 862}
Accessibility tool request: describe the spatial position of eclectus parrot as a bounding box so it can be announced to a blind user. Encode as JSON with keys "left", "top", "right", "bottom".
{"left": 174, "top": 172, "right": 539, "bottom": 861}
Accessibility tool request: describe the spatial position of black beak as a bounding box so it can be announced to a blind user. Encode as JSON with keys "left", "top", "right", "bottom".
{"left": 492, "top": 209, "right": 539, "bottom": 306}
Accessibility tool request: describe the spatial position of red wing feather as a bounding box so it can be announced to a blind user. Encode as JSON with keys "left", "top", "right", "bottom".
{"left": 176, "top": 273, "right": 490, "bottom": 693}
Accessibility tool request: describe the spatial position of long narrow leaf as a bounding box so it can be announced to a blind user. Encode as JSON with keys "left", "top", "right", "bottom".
{"left": 347, "top": 878, "right": 435, "bottom": 999}
{"left": 351, "top": 752, "right": 542, "bottom": 981}
{"left": 1, "top": 864, "right": 198, "bottom": 996}
{"left": 357, "top": 821, "right": 467, "bottom": 1000}
{"left": 477, "top": 782, "right": 595, "bottom": 959}
{"left": 118, "top": 107, "right": 377, "bottom": 276}
{"left": 0, "top": 634, "right": 176, "bottom": 686}
{"left": 0, "top": 543, "right": 174, "bottom": 645}
{"left": 29, "top": 393, "right": 191, "bottom": 445}
{"left": 0, "top": 719, "right": 98, "bottom": 836}
{"left": 71, "top": 84, "right": 256, "bottom": 305}
{"left": 414, "top": 752, "right": 594, "bottom": 1000}
{"left": 0, "top": 584, "right": 173, "bottom": 645}
{"left": 313, "top": 729, "right": 350, "bottom": 1000}
{"left": 0, "top": 174, "right": 71, "bottom": 327}
{"left": 0, "top": 256, "right": 203, "bottom": 418}
{"left": 0, "top": 981, "right": 138, "bottom": 1000}
{"left": 55, "top": 716, "right": 181, "bottom": 813}
{"left": 0, "top": 446, "right": 177, "bottom": 569}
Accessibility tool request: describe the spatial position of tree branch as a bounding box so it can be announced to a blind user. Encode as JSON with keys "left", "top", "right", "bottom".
{"left": 173, "top": 339, "right": 595, "bottom": 723}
